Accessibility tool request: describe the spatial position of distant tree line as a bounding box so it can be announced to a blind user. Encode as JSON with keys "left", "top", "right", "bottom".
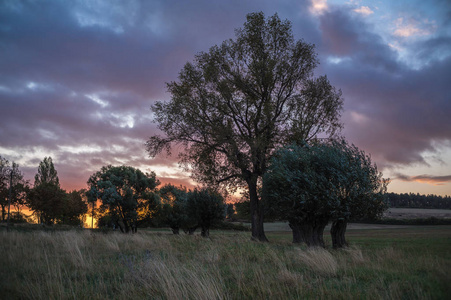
{"left": 1, "top": 156, "right": 88, "bottom": 226}
{"left": 1, "top": 137, "right": 389, "bottom": 248}
{"left": 235, "top": 192, "right": 451, "bottom": 220}
{"left": 387, "top": 192, "right": 451, "bottom": 209}
{"left": 1, "top": 156, "right": 228, "bottom": 237}
{"left": 86, "top": 165, "right": 226, "bottom": 237}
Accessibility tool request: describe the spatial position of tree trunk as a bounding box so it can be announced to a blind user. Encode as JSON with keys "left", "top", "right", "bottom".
{"left": 117, "top": 220, "right": 126, "bottom": 233}
{"left": 300, "top": 223, "right": 314, "bottom": 246}
{"left": 91, "top": 202, "right": 95, "bottom": 229}
{"left": 1, "top": 204, "right": 5, "bottom": 222}
{"left": 289, "top": 222, "right": 304, "bottom": 244}
{"left": 331, "top": 220, "right": 348, "bottom": 248}
{"left": 124, "top": 221, "right": 130, "bottom": 233}
{"left": 248, "top": 176, "right": 268, "bottom": 242}
{"left": 312, "top": 220, "right": 328, "bottom": 248}
{"left": 291, "top": 221, "right": 327, "bottom": 248}
{"left": 132, "top": 217, "right": 137, "bottom": 233}
{"left": 201, "top": 226, "right": 209, "bottom": 238}
{"left": 186, "top": 226, "right": 197, "bottom": 235}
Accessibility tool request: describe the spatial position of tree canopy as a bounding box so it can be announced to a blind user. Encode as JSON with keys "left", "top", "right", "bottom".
{"left": 87, "top": 165, "right": 159, "bottom": 233}
{"left": 158, "top": 184, "right": 189, "bottom": 234}
{"left": 262, "top": 139, "right": 388, "bottom": 247}
{"left": 59, "top": 190, "right": 88, "bottom": 226}
{"left": 186, "top": 187, "right": 226, "bottom": 238}
{"left": 34, "top": 157, "right": 59, "bottom": 187}
{"left": 27, "top": 157, "right": 67, "bottom": 225}
{"left": 147, "top": 12, "right": 343, "bottom": 241}
{"left": 0, "top": 156, "right": 29, "bottom": 222}
{"left": 27, "top": 182, "right": 67, "bottom": 225}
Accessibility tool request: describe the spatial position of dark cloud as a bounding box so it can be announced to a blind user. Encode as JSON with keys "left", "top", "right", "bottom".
{"left": 318, "top": 8, "right": 399, "bottom": 72}
{"left": 412, "top": 36, "right": 451, "bottom": 65}
{"left": 315, "top": 6, "right": 451, "bottom": 169}
{"left": 0, "top": 0, "right": 319, "bottom": 190}
{"left": 338, "top": 55, "right": 451, "bottom": 165}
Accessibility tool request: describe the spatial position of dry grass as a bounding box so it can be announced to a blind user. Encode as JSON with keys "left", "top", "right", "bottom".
{"left": 296, "top": 247, "right": 338, "bottom": 276}
{"left": 1, "top": 227, "right": 450, "bottom": 299}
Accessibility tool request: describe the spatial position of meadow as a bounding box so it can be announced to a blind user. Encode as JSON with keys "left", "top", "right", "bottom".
{"left": 1, "top": 225, "right": 450, "bottom": 299}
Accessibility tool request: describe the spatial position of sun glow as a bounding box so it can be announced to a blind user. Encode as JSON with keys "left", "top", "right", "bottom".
{"left": 309, "top": 0, "right": 328, "bottom": 15}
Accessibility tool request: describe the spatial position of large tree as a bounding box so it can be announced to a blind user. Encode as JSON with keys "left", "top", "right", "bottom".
{"left": 27, "top": 157, "right": 66, "bottom": 224}
{"left": 262, "top": 140, "right": 388, "bottom": 248}
{"left": 59, "top": 190, "right": 88, "bottom": 226}
{"left": 328, "top": 140, "right": 388, "bottom": 248}
{"left": 158, "top": 184, "right": 189, "bottom": 234}
{"left": 0, "top": 157, "right": 29, "bottom": 222}
{"left": 263, "top": 142, "right": 341, "bottom": 247}
{"left": 27, "top": 182, "right": 66, "bottom": 224}
{"left": 147, "top": 12, "right": 343, "bottom": 241}
{"left": 186, "top": 187, "right": 226, "bottom": 238}
{"left": 87, "top": 165, "right": 159, "bottom": 233}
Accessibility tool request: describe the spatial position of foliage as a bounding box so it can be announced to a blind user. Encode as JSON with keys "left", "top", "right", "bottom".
{"left": 157, "top": 184, "right": 189, "bottom": 234}
{"left": 226, "top": 203, "right": 235, "bottom": 219}
{"left": 234, "top": 200, "right": 251, "bottom": 220}
{"left": 263, "top": 141, "right": 338, "bottom": 246}
{"left": 134, "top": 188, "right": 160, "bottom": 228}
{"left": 58, "top": 190, "right": 88, "bottom": 226}
{"left": 147, "top": 12, "right": 343, "bottom": 241}
{"left": 152, "top": 185, "right": 226, "bottom": 236}
{"left": 26, "top": 157, "right": 88, "bottom": 226}
{"left": 96, "top": 212, "right": 120, "bottom": 229}
{"left": 26, "top": 157, "right": 67, "bottom": 225}
{"left": 5, "top": 212, "right": 32, "bottom": 223}
{"left": 34, "top": 157, "right": 59, "bottom": 187}
{"left": 87, "top": 165, "right": 159, "bottom": 233}
{"left": 186, "top": 188, "right": 226, "bottom": 237}
{"left": 27, "top": 182, "right": 67, "bottom": 225}
{"left": 0, "top": 157, "right": 29, "bottom": 221}
{"left": 263, "top": 139, "right": 388, "bottom": 247}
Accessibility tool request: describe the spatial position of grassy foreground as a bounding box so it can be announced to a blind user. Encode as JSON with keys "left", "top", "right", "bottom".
{"left": 1, "top": 226, "right": 450, "bottom": 299}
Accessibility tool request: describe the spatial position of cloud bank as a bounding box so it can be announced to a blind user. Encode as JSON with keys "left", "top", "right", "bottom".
{"left": 0, "top": 0, "right": 450, "bottom": 194}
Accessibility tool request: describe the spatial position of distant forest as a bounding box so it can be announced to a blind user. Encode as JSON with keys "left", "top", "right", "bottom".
{"left": 387, "top": 193, "right": 451, "bottom": 209}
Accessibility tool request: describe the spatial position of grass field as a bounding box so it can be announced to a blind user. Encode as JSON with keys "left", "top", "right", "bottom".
{"left": 1, "top": 226, "right": 450, "bottom": 299}
{"left": 384, "top": 208, "right": 451, "bottom": 219}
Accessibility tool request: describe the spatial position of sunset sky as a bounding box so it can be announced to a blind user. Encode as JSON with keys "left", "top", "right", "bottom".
{"left": 1, "top": 0, "right": 450, "bottom": 196}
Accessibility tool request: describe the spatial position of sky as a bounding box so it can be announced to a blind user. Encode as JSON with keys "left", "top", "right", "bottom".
{"left": 1, "top": 0, "right": 450, "bottom": 196}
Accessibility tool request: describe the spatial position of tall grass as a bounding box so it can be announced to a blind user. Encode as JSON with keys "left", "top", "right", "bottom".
{"left": 1, "top": 226, "right": 450, "bottom": 299}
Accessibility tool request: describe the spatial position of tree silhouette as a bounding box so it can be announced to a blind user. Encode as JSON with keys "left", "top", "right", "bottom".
{"left": 186, "top": 188, "right": 226, "bottom": 238}
{"left": 27, "top": 157, "right": 65, "bottom": 224}
{"left": 263, "top": 139, "right": 388, "bottom": 248}
{"left": 0, "top": 157, "right": 29, "bottom": 225}
{"left": 158, "top": 184, "right": 189, "bottom": 234}
{"left": 147, "top": 12, "right": 343, "bottom": 241}
{"left": 87, "top": 165, "right": 159, "bottom": 233}
{"left": 34, "top": 157, "right": 59, "bottom": 187}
